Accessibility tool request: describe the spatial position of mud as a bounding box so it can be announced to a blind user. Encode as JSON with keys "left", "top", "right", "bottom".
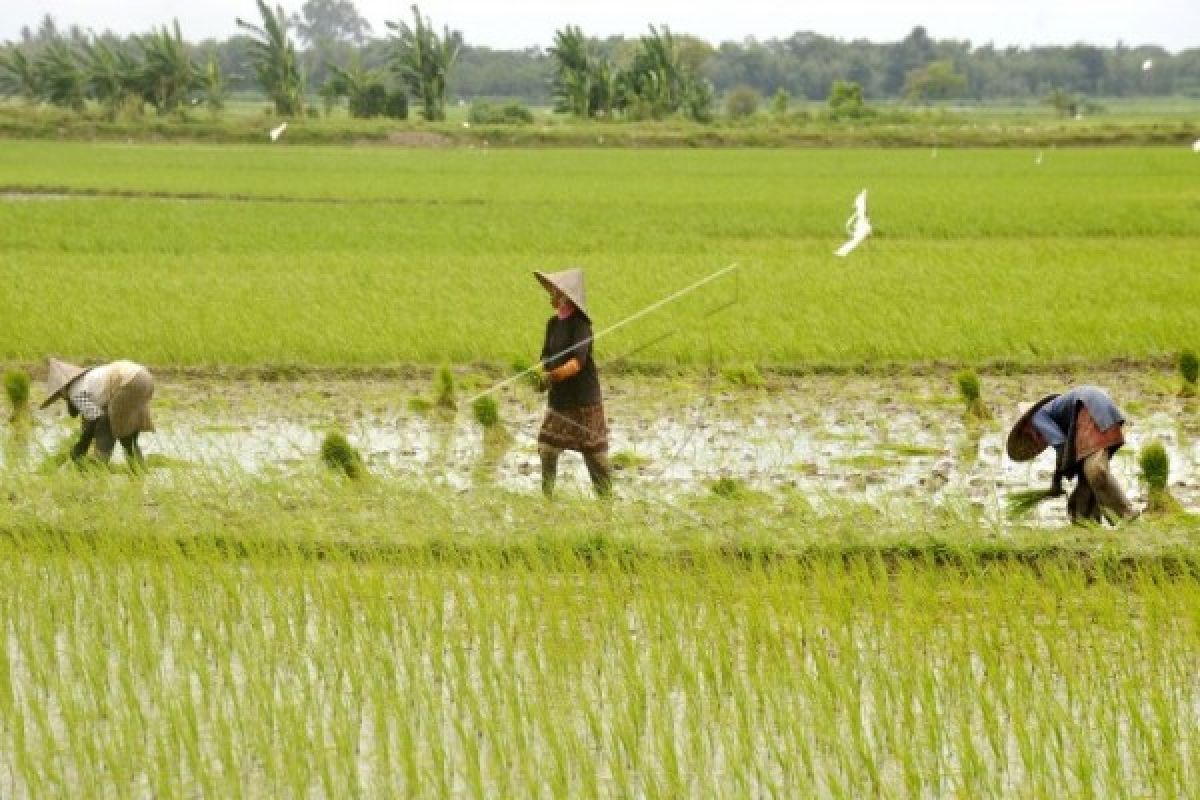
{"left": 7, "top": 370, "right": 1197, "bottom": 521}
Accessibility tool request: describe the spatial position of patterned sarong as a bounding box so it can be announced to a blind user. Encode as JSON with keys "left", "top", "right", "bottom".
{"left": 538, "top": 403, "right": 608, "bottom": 454}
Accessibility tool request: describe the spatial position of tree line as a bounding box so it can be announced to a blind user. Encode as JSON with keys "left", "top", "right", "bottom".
{"left": 2, "top": 1, "right": 1198, "bottom": 123}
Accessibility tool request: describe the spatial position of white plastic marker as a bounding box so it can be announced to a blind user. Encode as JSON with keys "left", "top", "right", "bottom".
{"left": 269, "top": 121, "right": 288, "bottom": 142}
{"left": 1142, "top": 59, "right": 1154, "bottom": 71}
{"left": 467, "top": 263, "right": 739, "bottom": 404}
{"left": 834, "top": 189, "right": 872, "bottom": 257}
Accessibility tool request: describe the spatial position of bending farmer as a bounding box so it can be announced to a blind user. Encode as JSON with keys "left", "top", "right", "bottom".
{"left": 41, "top": 358, "right": 156, "bottom": 468}
{"left": 532, "top": 268, "right": 612, "bottom": 498}
{"left": 1006, "top": 385, "right": 1137, "bottom": 524}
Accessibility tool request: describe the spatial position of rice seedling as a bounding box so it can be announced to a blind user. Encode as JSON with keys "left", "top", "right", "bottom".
{"left": 435, "top": 363, "right": 456, "bottom": 410}
{"left": 319, "top": 430, "right": 365, "bottom": 479}
{"left": 4, "top": 368, "right": 30, "bottom": 422}
{"left": 1138, "top": 440, "right": 1181, "bottom": 514}
{"left": 1179, "top": 349, "right": 1198, "bottom": 397}
{"left": 955, "top": 368, "right": 992, "bottom": 421}
{"left": 471, "top": 394, "right": 499, "bottom": 428}
{"left": 720, "top": 363, "right": 765, "bottom": 389}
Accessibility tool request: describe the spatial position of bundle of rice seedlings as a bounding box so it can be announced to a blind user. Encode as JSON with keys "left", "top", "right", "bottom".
{"left": 955, "top": 368, "right": 991, "bottom": 421}
{"left": 1179, "top": 349, "right": 1198, "bottom": 398}
{"left": 1006, "top": 488, "right": 1059, "bottom": 518}
{"left": 434, "top": 364, "right": 456, "bottom": 410}
{"left": 4, "top": 369, "right": 31, "bottom": 422}
{"left": 721, "top": 363, "right": 765, "bottom": 389}
{"left": 320, "top": 431, "right": 365, "bottom": 480}
{"left": 1139, "top": 440, "right": 1181, "bottom": 513}
{"left": 471, "top": 395, "right": 500, "bottom": 428}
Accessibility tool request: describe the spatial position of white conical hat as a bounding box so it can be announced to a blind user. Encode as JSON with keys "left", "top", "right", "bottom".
{"left": 533, "top": 268, "right": 588, "bottom": 317}
{"left": 40, "top": 358, "right": 90, "bottom": 409}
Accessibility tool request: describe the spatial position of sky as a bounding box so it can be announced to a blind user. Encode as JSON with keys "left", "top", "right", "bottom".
{"left": 4, "top": 0, "right": 1199, "bottom": 52}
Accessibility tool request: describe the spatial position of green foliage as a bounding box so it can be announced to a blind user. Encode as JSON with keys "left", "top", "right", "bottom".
{"left": 904, "top": 59, "right": 967, "bottom": 105}
{"left": 549, "top": 25, "right": 594, "bottom": 118}
{"left": 724, "top": 84, "right": 761, "bottom": 119}
{"left": 137, "top": 21, "right": 200, "bottom": 115}
{"left": 386, "top": 4, "right": 459, "bottom": 121}
{"left": 471, "top": 394, "right": 499, "bottom": 427}
{"left": 467, "top": 101, "right": 533, "bottom": 125}
{"left": 0, "top": 48, "right": 41, "bottom": 105}
{"left": 1138, "top": 441, "right": 1169, "bottom": 492}
{"left": 721, "top": 363, "right": 764, "bottom": 389}
{"left": 319, "top": 430, "right": 365, "bottom": 478}
{"left": 237, "top": 0, "right": 305, "bottom": 116}
{"left": 201, "top": 52, "right": 228, "bottom": 115}
{"left": 33, "top": 41, "right": 86, "bottom": 111}
{"left": 828, "top": 80, "right": 869, "bottom": 119}
{"left": 1179, "top": 349, "right": 1198, "bottom": 395}
{"left": 1006, "top": 488, "right": 1056, "bottom": 518}
{"left": 709, "top": 476, "right": 746, "bottom": 498}
{"left": 324, "top": 59, "right": 405, "bottom": 119}
{"left": 4, "top": 369, "right": 31, "bottom": 418}
{"left": 434, "top": 363, "right": 456, "bottom": 409}
{"left": 620, "top": 25, "right": 714, "bottom": 122}
{"left": 770, "top": 87, "right": 790, "bottom": 117}
{"left": 79, "top": 38, "right": 143, "bottom": 119}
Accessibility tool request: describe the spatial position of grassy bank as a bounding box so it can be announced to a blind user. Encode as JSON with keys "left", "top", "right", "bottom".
{"left": 2, "top": 105, "right": 1197, "bottom": 148}
{"left": 1, "top": 142, "right": 1198, "bottom": 368}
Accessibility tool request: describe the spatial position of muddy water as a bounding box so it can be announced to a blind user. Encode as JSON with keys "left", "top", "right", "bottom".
{"left": 7, "top": 371, "right": 1198, "bottom": 520}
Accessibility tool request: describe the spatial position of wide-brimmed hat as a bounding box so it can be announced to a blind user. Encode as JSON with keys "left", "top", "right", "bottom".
{"left": 1006, "top": 394, "right": 1059, "bottom": 461}
{"left": 534, "top": 268, "right": 588, "bottom": 317}
{"left": 40, "top": 358, "right": 90, "bottom": 409}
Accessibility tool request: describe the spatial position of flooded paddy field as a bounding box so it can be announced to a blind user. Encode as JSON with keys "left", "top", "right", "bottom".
{"left": 9, "top": 367, "right": 1197, "bottom": 521}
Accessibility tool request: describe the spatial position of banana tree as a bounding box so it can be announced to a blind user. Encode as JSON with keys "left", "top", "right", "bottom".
{"left": 80, "top": 37, "right": 142, "bottom": 118}
{"left": 0, "top": 48, "right": 41, "bottom": 105}
{"left": 386, "top": 4, "right": 458, "bottom": 121}
{"left": 137, "top": 21, "right": 199, "bottom": 114}
{"left": 237, "top": 0, "right": 305, "bottom": 116}
{"left": 34, "top": 41, "right": 86, "bottom": 111}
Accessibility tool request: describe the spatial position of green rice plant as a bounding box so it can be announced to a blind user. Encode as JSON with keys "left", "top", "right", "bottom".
{"left": 709, "top": 476, "right": 746, "bottom": 498}
{"left": 4, "top": 369, "right": 31, "bottom": 422}
{"left": 471, "top": 394, "right": 499, "bottom": 428}
{"left": 720, "top": 363, "right": 764, "bottom": 389}
{"left": 610, "top": 450, "right": 650, "bottom": 471}
{"left": 319, "top": 431, "right": 365, "bottom": 479}
{"left": 1006, "top": 488, "right": 1058, "bottom": 518}
{"left": 1179, "top": 349, "right": 1198, "bottom": 397}
{"left": 434, "top": 364, "right": 456, "bottom": 410}
{"left": 407, "top": 396, "right": 432, "bottom": 413}
{"left": 955, "top": 368, "right": 992, "bottom": 421}
{"left": 1138, "top": 441, "right": 1181, "bottom": 514}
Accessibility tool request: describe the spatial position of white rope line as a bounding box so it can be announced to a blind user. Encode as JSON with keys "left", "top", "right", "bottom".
{"left": 465, "top": 263, "right": 739, "bottom": 405}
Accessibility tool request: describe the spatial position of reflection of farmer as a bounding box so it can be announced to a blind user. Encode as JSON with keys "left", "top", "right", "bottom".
{"left": 1007, "top": 385, "right": 1137, "bottom": 523}
{"left": 532, "top": 269, "right": 612, "bottom": 498}
{"left": 41, "top": 358, "right": 155, "bottom": 468}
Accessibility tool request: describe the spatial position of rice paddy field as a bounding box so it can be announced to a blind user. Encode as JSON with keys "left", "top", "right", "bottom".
{"left": 2, "top": 139, "right": 1199, "bottom": 796}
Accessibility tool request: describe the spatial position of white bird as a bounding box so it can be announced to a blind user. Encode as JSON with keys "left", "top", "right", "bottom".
{"left": 1193, "top": 138, "right": 1200, "bottom": 153}
{"left": 1142, "top": 59, "right": 1154, "bottom": 71}
{"left": 834, "top": 189, "right": 872, "bottom": 258}
{"left": 269, "top": 121, "right": 288, "bottom": 142}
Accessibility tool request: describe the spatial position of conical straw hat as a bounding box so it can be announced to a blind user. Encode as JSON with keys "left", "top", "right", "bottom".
{"left": 534, "top": 268, "right": 588, "bottom": 317}
{"left": 1006, "top": 394, "right": 1059, "bottom": 461}
{"left": 40, "top": 358, "right": 90, "bottom": 409}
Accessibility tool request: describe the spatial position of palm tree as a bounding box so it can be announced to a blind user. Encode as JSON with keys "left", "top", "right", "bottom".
{"left": 201, "top": 52, "right": 228, "bottom": 115}
{"left": 386, "top": 5, "right": 458, "bottom": 121}
{"left": 237, "top": 0, "right": 304, "bottom": 116}
{"left": 80, "top": 36, "right": 142, "bottom": 118}
{"left": 549, "top": 26, "right": 591, "bottom": 117}
{"left": 0, "top": 48, "right": 41, "bottom": 105}
{"left": 34, "top": 40, "right": 86, "bottom": 111}
{"left": 137, "top": 21, "right": 198, "bottom": 114}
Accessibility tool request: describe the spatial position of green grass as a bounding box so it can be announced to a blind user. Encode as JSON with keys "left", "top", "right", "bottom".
{"left": 0, "top": 142, "right": 1198, "bottom": 368}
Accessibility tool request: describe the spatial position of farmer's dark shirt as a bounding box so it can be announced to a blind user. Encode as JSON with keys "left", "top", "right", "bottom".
{"left": 540, "top": 311, "right": 602, "bottom": 411}
{"left": 1032, "top": 385, "right": 1125, "bottom": 471}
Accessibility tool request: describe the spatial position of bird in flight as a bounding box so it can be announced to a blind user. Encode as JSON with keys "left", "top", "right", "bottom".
{"left": 269, "top": 122, "right": 288, "bottom": 142}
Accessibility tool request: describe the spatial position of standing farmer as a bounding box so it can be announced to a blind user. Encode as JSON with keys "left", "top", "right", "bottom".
{"left": 1006, "top": 385, "right": 1137, "bottom": 524}
{"left": 533, "top": 268, "right": 612, "bottom": 498}
{"left": 41, "top": 358, "right": 155, "bottom": 468}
